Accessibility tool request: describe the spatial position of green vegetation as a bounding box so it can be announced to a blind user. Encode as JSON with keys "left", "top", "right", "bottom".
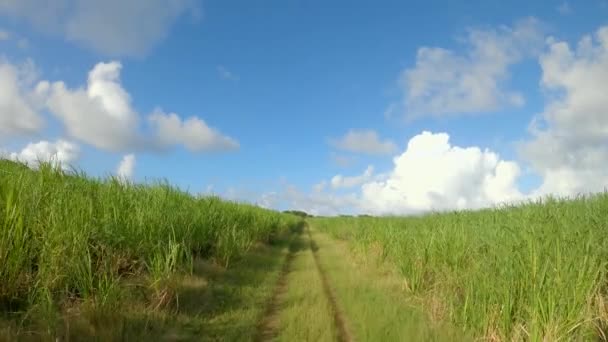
{"left": 0, "top": 159, "right": 300, "bottom": 339}
{"left": 149, "top": 235, "right": 295, "bottom": 341}
{"left": 309, "top": 228, "right": 466, "bottom": 341}
{"left": 312, "top": 194, "right": 608, "bottom": 340}
{"left": 282, "top": 210, "right": 313, "bottom": 218}
{"left": 274, "top": 230, "right": 336, "bottom": 342}
{"left": 3, "top": 158, "right": 607, "bottom": 341}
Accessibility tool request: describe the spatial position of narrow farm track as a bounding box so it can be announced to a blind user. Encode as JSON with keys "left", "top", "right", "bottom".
{"left": 252, "top": 226, "right": 353, "bottom": 342}
{"left": 251, "top": 224, "right": 464, "bottom": 342}
{"left": 307, "top": 227, "right": 354, "bottom": 342}
{"left": 254, "top": 235, "right": 299, "bottom": 341}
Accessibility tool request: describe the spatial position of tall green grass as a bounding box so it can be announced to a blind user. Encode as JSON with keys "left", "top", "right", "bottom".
{"left": 0, "top": 159, "right": 299, "bottom": 325}
{"left": 312, "top": 194, "right": 608, "bottom": 340}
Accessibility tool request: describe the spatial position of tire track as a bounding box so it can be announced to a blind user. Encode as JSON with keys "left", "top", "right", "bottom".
{"left": 307, "top": 226, "right": 354, "bottom": 342}
{"left": 253, "top": 235, "right": 299, "bottom": 342}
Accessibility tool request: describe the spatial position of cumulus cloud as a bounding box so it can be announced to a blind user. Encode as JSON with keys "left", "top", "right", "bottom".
{"left": 8, "top": 139, "right": 79, "bottom": 169}
{"left": 149, "top": 110, "right": 239, "bottom": 152}
{"left": 402, "top": 17, "right": 544, "bottom": 117}
{"left": 330, "top": 130, "right": 397, "bottom": 155}
{"left": 256, "top": 132, "right": 524, "bottom": 216}
{"left": 0, "top": 58, "right": 45, "bottom": 139}
{"left": 0, "top": 59, "right": 237, "bottom": 154}
{"left": 116, "top": 153, "right": 135, "bottom": 180}
{"left": 45, "top": 61, "right": 141, "bottom": 151}
{"left": 521, "top": 26, "right": 608, "bottom": 197}
{"left": 0, "top": 0, "right": 196, "bottom": 56}
{"left": 40, "top": 61, "right": 238, "bottom": 153}
{"left": 330, "top": 165, "right": 374, "bottom": 189}
{"left": 360, "top": 131, "right": 523, "bottom": 214}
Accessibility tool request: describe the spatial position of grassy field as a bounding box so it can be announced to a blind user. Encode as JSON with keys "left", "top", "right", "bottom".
{"left": 3, "top": 157, "right": 608, "bottom": 341}
{"left": 0, "top": 159, "right": 300, "bottom": 340}
{"left": 312, "top": 194, "right": 608, "bottom": 340}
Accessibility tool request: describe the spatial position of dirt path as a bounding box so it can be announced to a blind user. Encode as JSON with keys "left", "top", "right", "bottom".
{"left": 253, "top": 235, "right": 300, "bottom": 341}
{"left": 185, "top": 224, "right": 463, "bottom": 341}
{"left": 307, "top": 228, "right": 354, "bottom": 342}
{"left": 253, "top": 226, "right": 353, "bottom": 342}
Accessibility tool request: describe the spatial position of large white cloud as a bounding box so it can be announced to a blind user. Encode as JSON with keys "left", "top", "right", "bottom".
{"left": 521, "top": 26, "right": 608, "bottom": 197}
{"left": 40, "top": 61, "right": 238, "bottom": 153}
{"left": 45, "top": 61, "right": 141, "bottom": 151}
{"left": 330, "top": 130, "right": 397, "bottom": 155}
{"left": 0, "top": 58, "right": 44, "bottom": 138}
{"left": 403, "top": 18, "right": 544, "bottom": 117}
{"left": 149, "top": 110, "right": 239, "bottom": 152}
{"left": 360, "top": 131, "right": 523, "bottom": 214}
{"left": 256, "top": 132, "right": 523, "bottom": 216}
{"left": 0, "top": 0, "right": 196, "bottom": 56}
{"left": 8, "top": 139, "right": 79, "bottom": 169}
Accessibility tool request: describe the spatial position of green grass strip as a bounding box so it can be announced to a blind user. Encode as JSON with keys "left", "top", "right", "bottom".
{"left": 274, "top": 231, "right": 337, "bottom": 342}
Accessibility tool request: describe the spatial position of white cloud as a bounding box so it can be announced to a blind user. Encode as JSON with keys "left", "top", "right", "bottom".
{"left": 217, "top": 65, "right": 239, "bottom": 81}
{"left": 8, "top": 139, "right": 79, "bottom": 169}
{"left": 0, "top": 0, "right": 196, "bottom": 56}
{"left": 330, "top": 130, "right": 397, "bottom": 155}
{"left": 0, "top": 58, "right": 44, "bottom": 139}
{"left": 330, "top": 165, "right": 374, "bottom": 189}
{"left": 149, "top": 110, "right": 239, "bottom": 152}
{"left": 257, "top": 132, "right": 523, "bottom": 216}
{"left": 360, "top": 131, "right": 523, "bottom": 214}
{"left": 402, "top": 18, "right": 544, "bottom": 117}
{"left": 116, "top": 153, "right": 135, "bottom": 180}
{"left": 0, "top": 59, "right": 238, "bottom": 154}
{"left": 45, "top": 61, "right": 141, "bottom": 151}
{"left": 42, "top": 60, "right": 238, "bottom": 153}
{"left": 521, "top": 26, "right": 608, "bottom": 197}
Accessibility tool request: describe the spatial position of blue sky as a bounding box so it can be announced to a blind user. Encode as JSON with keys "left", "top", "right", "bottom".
{"left": 1, "top": 0, "right": 608, "bottom": 215}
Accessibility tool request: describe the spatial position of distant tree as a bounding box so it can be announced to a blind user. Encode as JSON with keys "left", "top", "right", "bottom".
{"left": 283, "top": 210, "right": 312, "bottom": 218}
